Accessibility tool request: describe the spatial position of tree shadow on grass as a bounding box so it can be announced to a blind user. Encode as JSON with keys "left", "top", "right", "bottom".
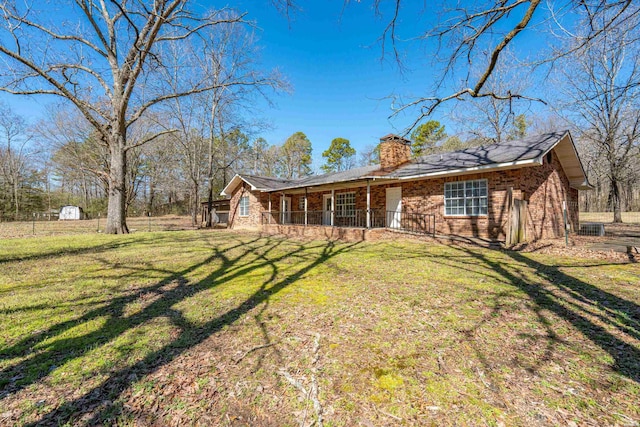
{"left": 451, "top": 244, "right": 640, "bottom": 383}
{"left": 0, "top": 236, "right": 262, "bottom": 393}
{"left": 0, "top": 235, "right": 259, "bottom": 368}
{"left": 0, "top": 234, "right": 359, "bottom": 425}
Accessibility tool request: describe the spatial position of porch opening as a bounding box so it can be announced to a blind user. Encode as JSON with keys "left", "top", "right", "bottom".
{"left": 261, "top": 209, "right": 435, "bottom": 236}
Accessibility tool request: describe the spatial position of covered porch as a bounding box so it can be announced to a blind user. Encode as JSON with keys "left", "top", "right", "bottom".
{"left": 259, "top": 181, "right": 436, "bottom": 236}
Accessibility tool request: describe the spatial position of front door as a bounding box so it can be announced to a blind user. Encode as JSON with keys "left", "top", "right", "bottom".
{"left": 323, "top": 194, "right": 332, "bottom": 225}
{"left": 386, "top": 187, "right": 402, "bottom": 229}
{"left": 280, "top": 196, "right": 291, "bottom": 224}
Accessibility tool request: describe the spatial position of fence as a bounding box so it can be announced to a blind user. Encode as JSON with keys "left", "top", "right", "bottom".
{"left": 387, "top": 211, "right": 437, "bottom": 235}
{"left": 558, "top": 200, "right": 639, "bottom": 256}
{"left": 562, "top": 199, "right": 640, "bottom": 238}
{"left": 0, "top": 215, "right": 195, "bottom": 239}
{"left": 261, "top": 209, "right": 436, "bottom": 236}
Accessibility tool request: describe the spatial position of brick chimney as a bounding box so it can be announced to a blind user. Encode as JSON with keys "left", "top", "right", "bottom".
{"left": 379, "top": 134, "right": 411, "bottom": 170}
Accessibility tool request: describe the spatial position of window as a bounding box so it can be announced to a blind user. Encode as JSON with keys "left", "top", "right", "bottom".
{"left": 298, "top": 196, "right": 306, "bottom": 211}
{"left": 335, "top": 192, "right": 355, "bottom": 218}
{"left": 239, "top": 196, "right": 250, "bottom": 217}
{"left": 444, "top": 179, "right": 488, "bottom": 216}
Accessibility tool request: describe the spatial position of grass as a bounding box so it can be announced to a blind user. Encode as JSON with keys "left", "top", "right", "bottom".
{"left": 0, "top": 227, "right": 639, "bottom": 426}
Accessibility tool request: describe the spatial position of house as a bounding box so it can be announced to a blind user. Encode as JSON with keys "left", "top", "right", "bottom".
{"left": 59, "top": 205, "right": 86, "bottom": 220}
{"left": 220, "top": 130, "right": 591, "bottom": 243}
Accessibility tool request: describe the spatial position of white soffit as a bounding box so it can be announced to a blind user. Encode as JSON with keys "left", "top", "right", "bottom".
{"left": 547, "top": 134, "right": 591, "bottom": 190}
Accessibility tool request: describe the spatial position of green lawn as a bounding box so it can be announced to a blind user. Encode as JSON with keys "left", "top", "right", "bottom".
{"left": 0, "top": 230, "right": 638, "bottom": 426}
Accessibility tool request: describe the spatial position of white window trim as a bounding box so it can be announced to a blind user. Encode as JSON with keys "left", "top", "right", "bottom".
{"left": 239, "top": 195, "right": 250, "bottom": 217}
{"left": 444, "top": 179, "right": 488, "bottom": 217}
{"left": 335, "top": 192, "right": 356, "bottom": 218}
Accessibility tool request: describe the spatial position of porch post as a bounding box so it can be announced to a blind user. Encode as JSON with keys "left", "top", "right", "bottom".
{"left": 268, "top": 193, "right": 272, "bottom": 224}
{"left": 304, "top": 188, "right": 308, "bottom": 226}
{"left": 331, "top": 188, "right": 335, "bottom": 227}
{"left": 366, "top": 180, "right": 371, "bottom": 229}
{"left": 281, "top": 193, "right": 285, "bottom": 224}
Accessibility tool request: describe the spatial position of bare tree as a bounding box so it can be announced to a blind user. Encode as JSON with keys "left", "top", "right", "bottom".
{"left": 279, "top": 132, "right": 313, "bottom": 179}
{"left": 156, "top": 40, "right": 210, "bottom": 225}
{"left": 252, "top": 140, "right": 282, "bottom": 177}
{"left": 358, "top": 144, "right": 380, "bottom": 166}
{"left": 193, "top": 22, "right": 288, "bottom": 227}
{"left": 0, "top": 102, "right": 33, "bottom": 218}
{"left": 372, "top": 0, "right": 640, "bottom": 129}
{"left": 428, "top": 48, "right": 533, "bottom": 145}
{"left": 559, "top": 15, "right": 640, "bottom": 222}
{"left": 138, "top": 134, "right": 181, "bottom": 215}
{"left": 0, "top": 1, "right": 247, "bottom": 233}
{"left": 36, "top": 106, "right": 109, "bottom": 208}
{"left": 37, "top": 105, "right": 150, "bottom": 215}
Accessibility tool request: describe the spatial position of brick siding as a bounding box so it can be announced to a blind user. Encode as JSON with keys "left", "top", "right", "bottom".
{"left": 379, "top": 138, "right": 411, "bottom": 170}
{"left": 228, "top": 184, "right": 269, "bottom": 229}
{"left": 230, "top": 149, "right": 579, "bottom": 241}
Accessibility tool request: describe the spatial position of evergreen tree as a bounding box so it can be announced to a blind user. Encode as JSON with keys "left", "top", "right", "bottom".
{"left": 321, "top": 137, "right": 356, "bottom": 173}
{"left": 410, "top": 121, "right": 447, "bottom": 156}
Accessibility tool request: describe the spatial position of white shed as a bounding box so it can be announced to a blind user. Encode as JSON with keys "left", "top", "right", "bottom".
{"left": 59, "top": 205, "right": 86, "bottom": 220}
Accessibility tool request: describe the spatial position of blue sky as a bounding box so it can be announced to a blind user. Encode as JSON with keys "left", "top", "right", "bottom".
{"left": 0, "top": 1, "right": 555, "bottom": 172}
{"left": 235, "top": 0, "right": 444, "bottom": 169}
{"left": 230, "top": 0, "right": 554, "bottom": 170}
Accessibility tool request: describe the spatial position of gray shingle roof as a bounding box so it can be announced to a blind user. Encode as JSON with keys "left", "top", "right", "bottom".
{"left": 223, "top": 130, "right": 586, "bottom": 194}
{"left": 280, "top": 165, "right": 380, "bottom": 189}
{"left": 383, "top": 130, "right": 568, "bottom": 179}
{"left": 239, "top": 175, "right": 294, "bottom": 191}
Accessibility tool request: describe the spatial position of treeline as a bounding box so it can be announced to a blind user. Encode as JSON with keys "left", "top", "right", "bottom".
{"left": 2, "top": 102, "right": 639, "bottom": 225}
{"left": 0, "top": 102, "right": 319, "bottom": 224}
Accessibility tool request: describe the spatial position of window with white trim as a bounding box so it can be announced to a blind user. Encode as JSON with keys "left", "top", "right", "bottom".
{"left": 239, "top": 196, "right": 250, "bottom": 217}
{"left": 298, "top": 196, "right": 306, "bottom": 211}
{"left": 444, "top": 179, "right": 488, "bottom": 216}
{"left": 335, "top": 192, "right": 355, "bottom": 218}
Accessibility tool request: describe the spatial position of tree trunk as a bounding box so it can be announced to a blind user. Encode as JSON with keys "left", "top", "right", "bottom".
{"left": 205, "top": 134, "right": 215, "bottom": 228}
{"left": 609, "top": 178, "right": 623, "bottom": 223}
{"left": 81, "top": 172, "right": 90, "bottom": 210}
{"left": 148, "top": 179, "right": 155, "bottom": 216}
{"left": 191, "top": 181, "right": 199, "bottom": 227}
{"left": 205, "top": 181, "right": 214, "bottom": 228}
{"left": 105, "top": 135, "right": 129, "bottom": 234}
{"left": 13, "top": 176, "right": 19, "bottom": 218}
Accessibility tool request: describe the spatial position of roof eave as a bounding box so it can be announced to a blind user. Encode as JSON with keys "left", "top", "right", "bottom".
{"left": 571, "top": 181, "right": 595, "bottom": 190}
{"left": 220, "top": 174, "right": 258, "bottom": 196}
{"left": 539, "top": 131, "right": 592, "bottom": 189}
